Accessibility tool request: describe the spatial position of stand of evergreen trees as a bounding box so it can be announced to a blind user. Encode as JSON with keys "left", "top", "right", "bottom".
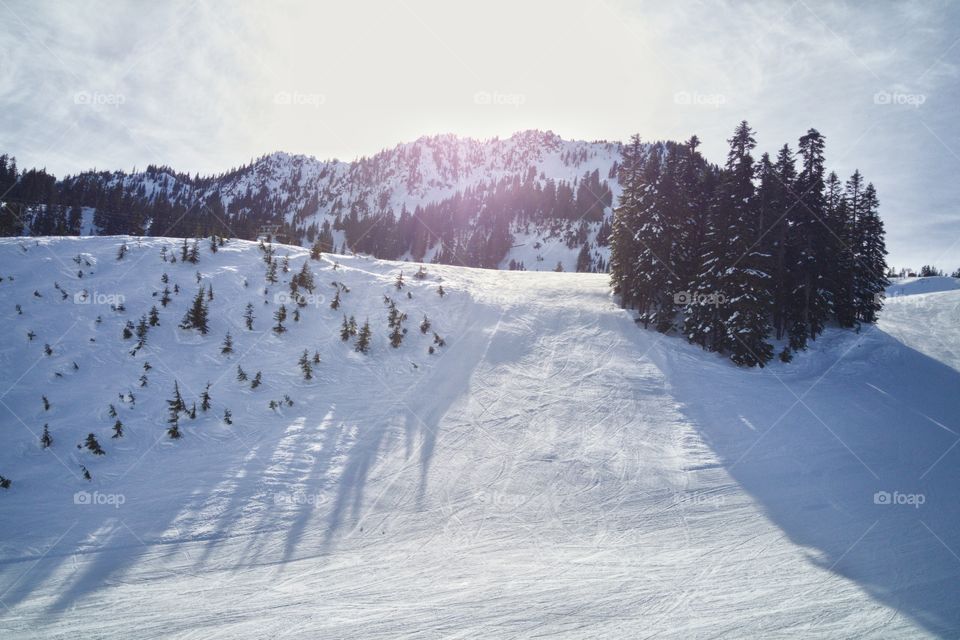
{"left": 610, "top": 122, "right": 889, "bottom": 367}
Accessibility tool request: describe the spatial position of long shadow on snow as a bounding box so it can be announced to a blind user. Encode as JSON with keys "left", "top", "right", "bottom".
{"left": 321, "top": 307, "right": 502, "bottom": 549}
{"left": 645, "top": 323, "right": 960, "bottom": 637}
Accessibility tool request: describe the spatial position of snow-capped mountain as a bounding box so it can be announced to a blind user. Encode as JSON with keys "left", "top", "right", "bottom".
{"left": 36, "top": 131, "right": 626, "bottom": 272}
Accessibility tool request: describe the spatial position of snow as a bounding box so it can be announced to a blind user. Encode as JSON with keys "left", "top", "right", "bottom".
{"left": 0, "top": 236, "right": 958, "bottom": 638}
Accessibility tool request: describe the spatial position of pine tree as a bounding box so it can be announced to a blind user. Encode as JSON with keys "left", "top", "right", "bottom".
{"left": 355, "top": 320, "right": 372, "bottom": 353}
{"left": 180, "top": 237, "right": 189, "bottom": 262}
{"left": 244, "top": 303, "right": 255, "bottom": 330}
{"left": 395, "top": 271, "right": 404, "bottom": 290}
{"left": 792, "top": 128, "right": 831, "bottom": 345}
{"left": 273, "top": 304, "right": 287, "bottom": 334}
{"left": 609, "top": 134, "right": 645, "bottom": 309}
{"left": 266, "top": 260, "right": 278, "bottom": 284}
{"left": 40, "top": 424, "right": 53, "bottom": 448}
{"left": 188, "top": 238, "right": 200, "bottom": 263}
{"left": 0, "top": 475, "right": 11, "bottom": 489}
{"left": 853, "top": 183, "right": 888, "bottom": 324}
{"left": 420, "top": 314, "right": 431, "bottom": 334}
{"left": 108, "top": 403, "right": 118, "bottom": 418}
{"left": 112, "top": 419, "right": 124, "bottom": 438}
{"left": 236, "top": 365, "right": 248, "bottom": 382}
{"left": 575, "top": 242, "right": 593, "bottom": 272}
{"left": 167, "top": 381, "right": 186, "bottom": 420}
{"left": 313, "top": 350, "right": 320, "bottom": 364}
{"left": 299, "top": 350, "right": 313, "bottom": 380}
{"left": 189, "top": 402, "right": 197, "bottom": 420}
{"left": 85, "top": 433, "right": 105, "bottom": 455}
{"left": 251, "top": 371, "right": 262, "bottom": 389}
{"left": 223, "top": 408, "right": 233, "bottom": 425}
{"left": 42, "top": 395, "right": 50, "bottom": 411}
{"left": 180, "top": 286, "right": 210, "bottom": 334}
{"left": 296, "top": 262, "right": 315, "bottom": 292}
{"left": 200, "top": 383, "right": 212, "bottom": 411}
{"left": 331, "top": 290, "right": 341, "bottom": 310}
{"left": 161, "top": 286, "right": 171, "bottom": 307}
{"left": 437, "top": 285, "right": 445, "bottom": 298}
{"left": 116, "top": 243, "right": 128, "bottom": 260}
{"left": 221, "top": 332, "right": 234, "bottom": 354}
{"left": 713, "top": 121, "right": 773, "bottom": 367}
{"left": 340, "top": 315, "right": 352, "bottom": 341}
{"left": 148, "top": 305, "right": 160, "bottom": 326}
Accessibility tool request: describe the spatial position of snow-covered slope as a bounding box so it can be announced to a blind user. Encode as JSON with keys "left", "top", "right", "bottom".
{"left": 0, "top": 237, "right": 958, "bottom": 638}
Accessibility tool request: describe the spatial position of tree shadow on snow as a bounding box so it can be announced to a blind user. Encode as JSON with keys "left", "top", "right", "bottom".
{"left": 649, "top": 325, "right": 960, "bottom": 637}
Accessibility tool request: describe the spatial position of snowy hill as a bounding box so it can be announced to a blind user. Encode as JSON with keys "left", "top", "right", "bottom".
{"left": 0, "top": 237, "right": 959, "bottom": 638}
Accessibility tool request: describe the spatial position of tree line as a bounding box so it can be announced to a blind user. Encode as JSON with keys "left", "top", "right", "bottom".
{"left": 610, "top": 122, "right": 888, "bottom": 366}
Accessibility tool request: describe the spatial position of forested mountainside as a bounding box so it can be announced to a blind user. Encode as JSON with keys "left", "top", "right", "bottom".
{"left": 0, "top": 130, "right": 624, "bottom": 272}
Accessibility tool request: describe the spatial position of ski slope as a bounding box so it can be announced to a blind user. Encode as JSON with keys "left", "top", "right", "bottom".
{"left": 0, "top": 238, "right": 958, "bottom": 638}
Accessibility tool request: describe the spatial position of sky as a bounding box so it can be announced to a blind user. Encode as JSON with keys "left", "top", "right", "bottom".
{"left": 0, "top": 0, "right": 958, "bottom": 271}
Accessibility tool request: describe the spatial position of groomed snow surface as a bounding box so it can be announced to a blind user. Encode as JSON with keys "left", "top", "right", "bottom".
{"left": 0, "top": 237, "right": 958, "bottom": 638}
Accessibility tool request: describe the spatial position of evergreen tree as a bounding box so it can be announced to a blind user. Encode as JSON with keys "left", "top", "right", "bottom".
{"left": 112, "top": 419, "right": 124, "bottom": 438}
{"left": 609, "top": 135, "right": 645, "bottom": 309}
{"left": 244, "top": 303, "right": 255, "bottom": 330}
{"left": 420, "top": 314, "right": 431, "bottom": 334}
{"left": 236, "top": 365, "right": 248, "bottom": 382}
{"left": 340, "top": 315, "right": 352, "bottom": 341}
{"left": 853, "top": 183, "right": 888, "bottom": 324}
{"left": 251, "top": 371, "right": 262, "bottom": 389}
{"left": 273, "top": 304, "right": 287, "bottom": 334}
{"left": 148, "top": 305, "right": 160, "bottom": 326}
{"left": 84, "top": 433, "right": 105, "bottom": 455}
{"left": 791, "top": 128, "right": 831, "bottom": 345}
{"left": 223, "top": 408, "right": 233, "bottom": 425}
{"left": 331, "top": 290, "right": 341, "bottom": 310}
{"left": 221, "top": 331, "right": 234, "bottom": 354}
{"left": 200, "top": 383, "right": 212, "bottom": 411}
{"left": 299, "top": 350, "right": 313, "bottom": 380}
{"left": 0, "top": 475, "right": 11, "bottom": 489}
{"left": 40, "top": 424, "right": 53, "bottom": 448}
{"left": 355, "top": 320, "right": 372, "bottom": 353}
{"left": 180, "top": 286, "right": 210, "bottom": 334}
{"left": 713, "top": 121, "right": 773, "bottom": 366}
